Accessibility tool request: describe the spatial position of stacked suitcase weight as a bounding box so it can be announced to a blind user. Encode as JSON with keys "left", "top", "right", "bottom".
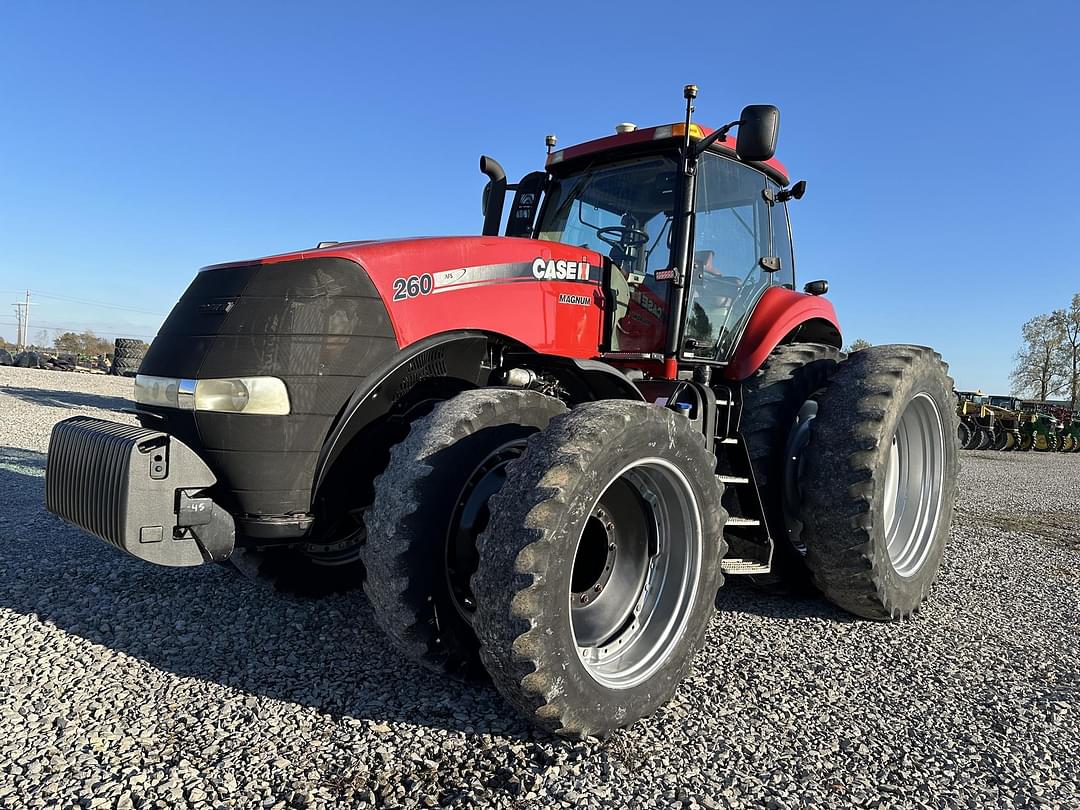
{"left": 112, "top": 338, "right": 145, "bottom": 377}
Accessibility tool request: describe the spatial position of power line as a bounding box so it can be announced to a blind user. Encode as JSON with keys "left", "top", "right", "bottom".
{"left": 26, "top": 291, "right": 167, "bottom": 316}
{"left": 0, "top": 319, "right": 157, "bottom": 340}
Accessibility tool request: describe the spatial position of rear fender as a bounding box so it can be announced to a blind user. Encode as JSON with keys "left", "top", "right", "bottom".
{"left": 723, "top": 287, "right": 842, "bottom": 381}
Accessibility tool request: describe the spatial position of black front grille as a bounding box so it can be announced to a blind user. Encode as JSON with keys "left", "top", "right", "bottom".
{"left": 138, "top": 256, "right": 398, "bottom": 518}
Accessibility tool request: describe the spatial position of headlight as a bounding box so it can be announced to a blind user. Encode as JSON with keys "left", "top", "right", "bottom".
{"left": 135, "top": 375, "right": 290, "bottom": 415}
{"left": 134, "top": 375, "right": 180, "bottom": 409}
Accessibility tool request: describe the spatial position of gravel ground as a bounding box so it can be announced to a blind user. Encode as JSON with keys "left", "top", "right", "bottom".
{"left": 0, "top": 364, "right": 1077, "bottom": 809}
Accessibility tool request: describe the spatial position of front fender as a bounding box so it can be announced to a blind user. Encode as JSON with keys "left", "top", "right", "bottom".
{"left": 723, "top": 287, "right": 842, "bottom": 380}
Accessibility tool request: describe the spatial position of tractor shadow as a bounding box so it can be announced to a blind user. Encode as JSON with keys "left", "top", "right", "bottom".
{"left": 1, "top": 384, "right": 132, "bottom": 413}
{"left": 0, "top": 445, "right": 535, "bottom": 740}
{"left": 714, "top": 570, "right": 858, "bottom": 622}
{"left": 0, "top": 443, "right": 851, "bottom": 743}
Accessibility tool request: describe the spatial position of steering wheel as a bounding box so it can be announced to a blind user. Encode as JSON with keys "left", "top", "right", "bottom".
{"left": 596, "top": 226, "right": 649, "bottom": 249}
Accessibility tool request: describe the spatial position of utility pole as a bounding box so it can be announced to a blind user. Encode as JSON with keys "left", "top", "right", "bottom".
{"left": 11, "top": 291, "right": 31, "bottom": 350}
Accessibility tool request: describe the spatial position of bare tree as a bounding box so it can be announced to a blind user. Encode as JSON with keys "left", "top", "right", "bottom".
{"left": 847, "top": 338, "right": 872, "bottom": 352}
{"left": 1010, "top": 313, "right": 1066, "bottom": 401}
{"left": 1053, "top": 293, "right": 1080, "bottom": 409}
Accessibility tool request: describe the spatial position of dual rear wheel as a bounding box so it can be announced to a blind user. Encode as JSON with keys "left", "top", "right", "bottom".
{"left": 744, "top": 343, "right": 960, "bottom": 619}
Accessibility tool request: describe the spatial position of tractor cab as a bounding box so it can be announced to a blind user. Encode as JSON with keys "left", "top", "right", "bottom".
{"left": 483, "top": 89, "right": 801, "bottom": 370}
{"left": 536, "top": 146, "right": 794, "bottom": 359}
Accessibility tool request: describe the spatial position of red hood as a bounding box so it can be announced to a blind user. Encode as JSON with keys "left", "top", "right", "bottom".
{"left": 206, "top": 236, "right": 609, "bottom": 357}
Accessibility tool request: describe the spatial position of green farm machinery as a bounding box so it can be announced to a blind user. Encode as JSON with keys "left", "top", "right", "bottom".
{"left": 1020, "top": 401, "right": 1080, "bottom": 453}
{"left": 956, "top": 392, "right": 1080, "bottom": 453}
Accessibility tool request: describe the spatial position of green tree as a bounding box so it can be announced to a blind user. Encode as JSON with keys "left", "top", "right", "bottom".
{"left": 847, "top": 338, "right": 872, "bottom": 352}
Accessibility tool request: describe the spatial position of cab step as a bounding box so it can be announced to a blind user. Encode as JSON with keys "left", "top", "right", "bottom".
{"left": 725, "top": 516, "right": 760, "bottom": 527}
{"left": 720, "top": 558, "right": 772, "bottom": 575}
{"left": 716, "top": 475, "right": 749, "bottom": 485}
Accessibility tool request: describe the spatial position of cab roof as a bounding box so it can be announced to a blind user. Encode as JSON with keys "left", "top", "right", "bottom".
{"left": 547, "top": 123, "right": 790, "bottom": 187}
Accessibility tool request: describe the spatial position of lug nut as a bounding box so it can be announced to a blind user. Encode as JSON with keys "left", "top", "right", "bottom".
{"left": 594, "top": 584, "right": 603, "bottom": 593}
{"left": 579, "top": 594, "right": 589, "bottom": 604}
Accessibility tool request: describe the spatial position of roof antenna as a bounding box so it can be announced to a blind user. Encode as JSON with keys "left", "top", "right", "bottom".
{"left": 682, "top": 84, "right": 698, "bottom": 154}
{"left": 545, "top": 134, "right": 557, "bottom": 156}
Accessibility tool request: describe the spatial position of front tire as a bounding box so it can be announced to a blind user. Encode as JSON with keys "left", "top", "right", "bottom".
{"left": 799, "top": 345, "right": 959, "bottom": 620}
{"left": 228, "top": 536, "right": 366, "bottom": 598}
{"left": 362, "top": 388, "right": 566, "bottom": 680}
{"left": 472, "top": 401, "right": 727, "bottom": 738}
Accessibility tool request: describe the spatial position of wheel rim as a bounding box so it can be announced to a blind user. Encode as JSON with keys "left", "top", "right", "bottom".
{"left": 781, "top": 398, "right": 820, "bottom": 555}
{"left": 882, "top": 393, "right": 946, "bottom": 577}
{"left": 446, "top": 441, "right": 525, "bottom": 620}
{"left": 570, "top": 459, "right": 702, "bottom": 690}
{"left": 302, "top": 508, "right": 366, "bottom": 567}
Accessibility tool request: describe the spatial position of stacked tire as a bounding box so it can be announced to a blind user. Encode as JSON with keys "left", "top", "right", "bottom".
{"left": 13, "top": 351, "right": 46, "bottom": 369}
{"left": 112, "top": 338, "right": 145, "bottom": 377}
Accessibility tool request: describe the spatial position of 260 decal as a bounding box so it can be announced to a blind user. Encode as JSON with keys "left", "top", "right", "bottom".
{"left": 392, "top": 274, "right": 434, "bottom": 301}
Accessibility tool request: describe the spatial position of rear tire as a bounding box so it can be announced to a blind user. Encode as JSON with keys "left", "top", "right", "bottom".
{"left": 992, "top": 429, "right": 1010, "bottom": 451}
{"left": 472, "top": 401, "right": 726, "bottom": 738}
{"left": 362, "top": 388, "right": 566, "bottom": 680}
{"left": 799, "top": 345, "right": 959, "bottom": 620}
{"left": 957, "top": 421, "right": 972, "bottom": 449}
{"left": 740, "top": 342, "right": 842, "bottom": 587}
{"left": 975, "top": 427, "right": 994, "bottom": 450}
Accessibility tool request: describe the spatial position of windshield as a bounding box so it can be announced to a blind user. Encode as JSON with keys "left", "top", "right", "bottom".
{"left": 538, "top": 156, "right": 678, "bottom": 278}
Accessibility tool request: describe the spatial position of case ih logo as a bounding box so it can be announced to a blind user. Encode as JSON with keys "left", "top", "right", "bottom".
{"left": 532, "top": 257, "right": 591, "bottom": 281}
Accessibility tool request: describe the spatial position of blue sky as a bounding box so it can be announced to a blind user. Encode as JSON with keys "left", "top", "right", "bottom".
{"left": 1, "top": 2, "right": 1076, "bottom": 393}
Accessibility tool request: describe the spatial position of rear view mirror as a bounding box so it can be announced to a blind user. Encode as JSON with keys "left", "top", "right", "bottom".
{"left": 736, "top": 105, "right": 779, "bottom": 162}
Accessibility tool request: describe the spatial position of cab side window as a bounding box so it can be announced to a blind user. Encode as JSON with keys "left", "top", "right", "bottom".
{"left": 685, "top": 155, "right": 769, "bottom": 349}
{"left": 767, "top": 180, "right": 795, "bottom": 290}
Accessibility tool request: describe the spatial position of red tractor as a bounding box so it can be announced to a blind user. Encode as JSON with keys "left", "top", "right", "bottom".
{"left": 46, "top": 86, "right": 959, "bottom": 738}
